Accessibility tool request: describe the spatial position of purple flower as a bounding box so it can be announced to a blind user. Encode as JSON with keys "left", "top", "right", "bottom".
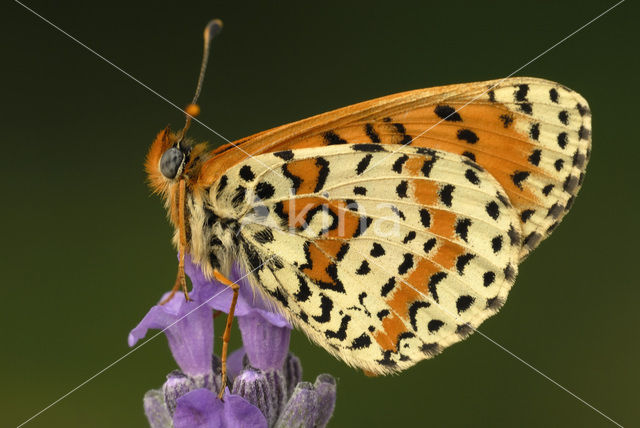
{"left": 128, "top": 289, "right": 213, "bottom": 377}
{"left": 187, "top": 259, "right": 293, "bottom": 371}
{"left": 131, "top": 256, "right": 337, "bottom": 427}
{"left": 173, "top": 388, "right": 267, "bottom": 428}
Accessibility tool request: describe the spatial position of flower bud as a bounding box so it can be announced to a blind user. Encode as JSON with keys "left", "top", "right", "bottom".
{"left": 163, "top": 370, "right": 195, "bottom": 415}
{"left": 314, "top": 374, "right": 337, "bottom": 427}
{"left": 143, "top": 389, "right": 172, "bottom": 428}
{"left": 275, "top": 382, "right": 319, "bottom": 428}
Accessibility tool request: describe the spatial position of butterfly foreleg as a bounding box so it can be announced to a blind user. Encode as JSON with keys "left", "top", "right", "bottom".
{"left": 161, "top": 179, "right": 191, "bottom": 305}
{"left": 213, "top": 268, "right": 240, "bottom": 399}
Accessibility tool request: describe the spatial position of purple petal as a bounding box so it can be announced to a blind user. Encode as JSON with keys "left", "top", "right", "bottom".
{"left": 173, "top": 388, "right": 267, "bottom": 428}
{"left": 128, "top": 292, "right": 213, "bottom": 376}
{"left": 238, "top": 312, "right": 291, "bottom": 371}
{"left": 227, "top": 347, "right": 247, "bottom": 380}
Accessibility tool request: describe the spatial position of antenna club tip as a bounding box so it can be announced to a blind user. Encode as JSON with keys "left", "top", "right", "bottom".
{"left": 205, "top": 19, "right": 223, "bottom": 39}
{"left": 185, "top": 103, "right": 201, "bottom": 118}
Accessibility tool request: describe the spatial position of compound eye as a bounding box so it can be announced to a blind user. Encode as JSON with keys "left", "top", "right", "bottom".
{"left": 159, "top": 147, "right": 184, "bottom": 179}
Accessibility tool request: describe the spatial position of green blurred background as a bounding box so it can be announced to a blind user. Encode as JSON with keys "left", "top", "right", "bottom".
{"left": 3, "top": 1, "right": 638, "bottom": 426}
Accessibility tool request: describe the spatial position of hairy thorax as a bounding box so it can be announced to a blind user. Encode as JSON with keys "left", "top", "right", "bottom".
{"left": 181, "top": 185, "right": 241, "bottom": 280}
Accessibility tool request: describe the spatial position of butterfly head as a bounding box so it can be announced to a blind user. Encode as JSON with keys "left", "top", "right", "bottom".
{"left": 145, "top": 125, "right": 209, "bottom": 195}
{"left": 144, "top": 19, "right": 222, "bottom": 196}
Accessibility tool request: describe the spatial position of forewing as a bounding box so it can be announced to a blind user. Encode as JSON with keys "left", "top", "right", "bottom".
{"left": 201, "top": 77, "right": 591, "bottom": 260}
{"left": 210, "top": 144, "right": 522, "bottom": 374}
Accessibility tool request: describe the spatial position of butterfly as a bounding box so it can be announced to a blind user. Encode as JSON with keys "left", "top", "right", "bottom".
{"left": 146, "top": 20, "right": 591, "bottom": 392}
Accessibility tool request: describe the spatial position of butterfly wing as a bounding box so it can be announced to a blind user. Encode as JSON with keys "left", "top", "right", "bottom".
{"left": 210, "top": 144, "right": 522, "bottom": 374}
{"left": 200, "top": 77, "right": 591, "bottom": 260}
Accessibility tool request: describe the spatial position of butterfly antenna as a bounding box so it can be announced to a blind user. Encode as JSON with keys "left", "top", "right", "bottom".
{"left": 180, "top": 19, "right": 223, "bottom": 140}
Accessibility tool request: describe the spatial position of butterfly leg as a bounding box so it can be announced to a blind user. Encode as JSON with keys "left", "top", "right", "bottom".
{"left": 161, "top": 179, "right": 191, "bottom": 305}
{"left": 213, "top": 269, "right": 240, "bottom": 399}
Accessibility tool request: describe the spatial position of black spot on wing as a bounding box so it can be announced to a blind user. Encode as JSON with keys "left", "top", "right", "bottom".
{"left": 365, "top": 123, "right": 381, "bottom": 143}
{"left": 396, "top": 180, "right": 409, "bottom": 198}
{"left": 576, "top": 103, "right": 590, "bottom": 117}
{"left": 294, "top": 273, "right": 311, "bottom": 302}
{"left": 462, "top": 151, "right": 476, "bottom": 162}
{"left": 529, "top": 123, "right": 540, "bottom": 141}
{"left": 558, "top": 110, "right": 569, "bottom": 125}
{"left": 282, "top": 163, "right": 301, "bottom": 194}
{"left": 392, "top": 123, "right": 412, "bottom": 145}
{"left": 428, "top": 272, "right": 447, "bottom": 303}
{"left": 456, "top": 253, "right": 475, "bottom": 274}
{"left": 520, "top": 209, "right": 535, "bottom": 222}
{"left": 336, "top": 243, "right": 350, "bottom": 262}
{"left": 439, "top": 184, "right": 454, "bottom": 207}
{"left": 483, "top": 271, "right": 495, "bottom": 287}
{"left": 518, "top": 103, "right": 533, "bottom": 114}
{"left": 549, "top": 88, "right": 559, "bottom": 103}
{"left": 528, "top": 149, "right": 541, "bottom": 166}
{"left": 313, "top": 295, "right": 333, "bottom": 323}
{"left": 428, "top": 320, "right": 444, "bottom": 333}
{"left": 392, "top": 154, "right": 409, "bottom": 173}
{"left": 491, "top": 235, "right": 503, "bottom": 253}
{"left": 434, "top": 105, "right": 462, "bottom": 121}
{"left": 508, "top": 225, "right": 521, "bottom": 246}
{"left": 563, "top": 175, "right": 579, "bottom": 193}
{"left": 255, "top": 181, "right": 275, "bottom": 200}
{"left": 356, "top": 154, "right": 373, "bottom": 175}
{"left": 511, "top": 171, "right": 530, "bottom": 190}
{"left": 353, "top": 186, "right": 367, "bottom": 196}
{"left": 557, "top": 132, "right": 568, "bottom": 149}
{"left": 274, "top": 150, "right": 294, "bottom": 161}
{"left": 370, "top": 242, "right": 385, "bottom": 257}
{"left": 419, "top": 209, "right": 431, "bottom": 228}
{"left": 499, "top": 114, "right": 514, "bottom": 128}
{"left": 380, "top": 277, "right": 396, "bottom": 297}
{"left": 423, "top": 238, "right": 437, "bottom": 254}
{"left": 398, "top": 253, "right": 414, "bottom": 275}
{"left": 457, "top": 129, "right": 478, "bottom": 143}
{"left": 455, "top": 218, "right": 472, "bottom": 242}
{"left": 356, "top": 260, "right": 371, "bottom": 275}
{"left": 542, "top": 184, "right": 554, "bottom": 196}
{"left": 579, "top": 126, "right": 591, "bottom": 140}
{"left": 409, "top": 301, "right": 431, "bottom": 331}
{"left": 349, "top": 333, "right": 371, "bottom": 350}
{"left": 352, "top": 144, "right": 386, "bottom": 152}
{"left": 325, "top": 315, "right": 351, "bottom": 341}
{"left": 465, "top": 169, "right": 480, "bottom": 185}
{"left": 402, "top": 231, "right": 417, "bottom": 244}
{"left": 485, "top": 201, "right": 500, "bottom": 220}
{"left": 239, "top": 165, "right": 255, "bottom": 181}
{"left": 315, "top": 157, "right": 330, "bottom": 192}
{"left": 456, "top": 295, "right": 475, "bottom": 313}
{"left": 323, "top": 130, "right": 347, "bottom": 145}
{"left": 515, "top": 84, "right": 529, "bottom": 101}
